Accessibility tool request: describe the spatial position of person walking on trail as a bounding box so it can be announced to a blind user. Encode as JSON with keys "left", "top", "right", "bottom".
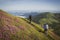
{"left": 43, "top": 23, "right": 49, "bottom": 35}
{"left": 29, "top": 15, "right": 32, "bottom": 23}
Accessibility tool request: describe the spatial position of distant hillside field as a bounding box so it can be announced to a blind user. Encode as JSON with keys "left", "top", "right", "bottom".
{"left": 0, "top": 10, "right": 55, "bottom": 40}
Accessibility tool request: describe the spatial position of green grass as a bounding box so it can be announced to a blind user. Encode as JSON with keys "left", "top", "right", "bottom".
{"left": 21, "top": 18, "right": 55, "bottom": 40}
{"left": 0, "top": 10, "right": 56, "bottom": 40}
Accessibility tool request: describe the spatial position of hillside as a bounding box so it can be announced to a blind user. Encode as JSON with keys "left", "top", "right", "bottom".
{"left": 32, "top": 12, "right": 60, "bottom": 37}
{"left": 32, "top": 12, "right": 55, "bottom": 24}
{"left": 51, "top": 13, "right": 60, "bottom": 36}
{"left": 0, "top": 10, "right": 55, "bottom": 40}
{"left": 23, "top": 18, "right": 60, "bottom": 40}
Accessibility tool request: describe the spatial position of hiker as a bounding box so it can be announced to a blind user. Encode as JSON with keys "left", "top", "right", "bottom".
{"left": 43, "top": 23, "right": 49, "bottom": 34}
{"left": 29, "top": 15, "right": 32, "bottom": 23}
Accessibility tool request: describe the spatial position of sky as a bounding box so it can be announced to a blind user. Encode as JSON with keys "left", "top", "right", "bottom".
{"left": 0, "top": 0, "right": 60, "bottom": 12}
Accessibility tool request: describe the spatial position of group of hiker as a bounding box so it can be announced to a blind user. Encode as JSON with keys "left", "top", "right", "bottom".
{"left": 29, "top": 15, "right": 49, "bottom": 34}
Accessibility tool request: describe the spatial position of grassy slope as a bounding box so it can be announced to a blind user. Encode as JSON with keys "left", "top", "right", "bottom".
{"left": 0, "top": 10, "right": 51, "bottom": 40}
{"left": 22, "top": 18, "right": 60, "bottom": 40}
{"left": 22, "top": 18, "right": 55, "bottom": 40}
{"left": 32, "top": 13, "right": 60, "bottom": 36}
{"left": 27, "top": 13, "right": 60, "bottom": 40}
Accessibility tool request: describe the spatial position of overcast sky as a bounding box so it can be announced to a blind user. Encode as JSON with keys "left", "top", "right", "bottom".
{"left": 0, "top": 0, "right": 60, "bottom": 12}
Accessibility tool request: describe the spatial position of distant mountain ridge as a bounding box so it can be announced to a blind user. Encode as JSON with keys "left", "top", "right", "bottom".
{"left": 8, "top": 11, "right": 40, "bottom": 18}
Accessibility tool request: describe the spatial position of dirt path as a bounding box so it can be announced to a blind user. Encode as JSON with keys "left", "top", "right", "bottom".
{"left": 48, "top": 31, "right": 60, "bottom": 40}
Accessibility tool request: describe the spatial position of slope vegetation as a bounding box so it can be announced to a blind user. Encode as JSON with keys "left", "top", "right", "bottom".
{"left": 0, "top": 10, "right": 53, "bottom": 40}
{"left": 32, "top": 12, "right": 60, "bottom": 40}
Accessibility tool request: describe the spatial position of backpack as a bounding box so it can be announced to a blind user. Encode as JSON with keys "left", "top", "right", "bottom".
{"left": 44, "top": 24, "right": 48, "bottom": 30}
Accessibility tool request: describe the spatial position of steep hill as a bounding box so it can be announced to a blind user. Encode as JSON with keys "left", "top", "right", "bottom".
{"left": 0, "top": 10, "right": 54, "bottom": 40}
{"left": 32, "top": 12, "right": 60, "bottom": 37}
{"left": 23, "top": 18, "right": 60, "bottom": 40}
